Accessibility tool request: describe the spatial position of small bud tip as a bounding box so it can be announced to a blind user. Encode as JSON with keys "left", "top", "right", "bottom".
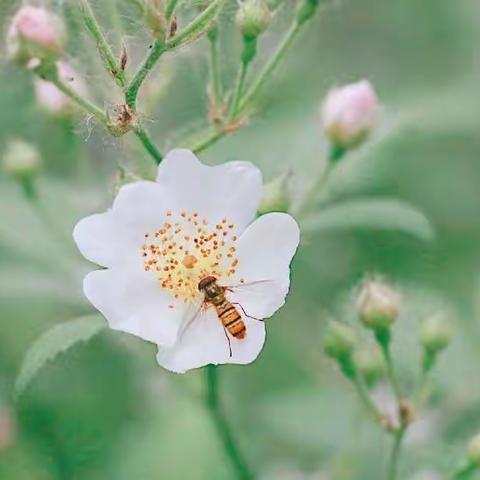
{"left": 321, "top": 80, "right": 379, "bottom": 150}
{"left": 356, "top": 279, "right": 399, "bottom": 331}
{"left": 236, "top": 0, "right": 271, "bottom": 39}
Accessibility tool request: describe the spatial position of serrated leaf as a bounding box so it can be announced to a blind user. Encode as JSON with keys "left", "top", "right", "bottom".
{"left": 15, "top": 314, "right": 106, "bottom": 399}
{"left": 302, "top": 198, "right": 435, "bottom": 241}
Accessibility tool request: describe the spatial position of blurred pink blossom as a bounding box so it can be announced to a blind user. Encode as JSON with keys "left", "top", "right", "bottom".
{"left": 6, "top": 6, "right": 64, "bottom": 64}
{"left": 321, "top": 80, "right": 378, "bottom": 149}
{"left": 34, "top": 61, "right": 87, "bottom": 116}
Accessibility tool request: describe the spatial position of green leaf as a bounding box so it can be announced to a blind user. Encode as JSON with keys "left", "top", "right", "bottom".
{"left": 302, "top": 198, "right": 435, "bottom": 241}
{"left": 15, "top": 314, "right": 106, "bottom": 399}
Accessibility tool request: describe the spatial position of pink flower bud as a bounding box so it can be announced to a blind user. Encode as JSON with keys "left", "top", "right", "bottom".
{"left": 6, "top": 6, "right": 64, "bottom": 65}
{"left": 321, "top": 80, "right": 378, "bottom": 149}
{"left": 34, "top": 61, "right": 87, "bottom": 116}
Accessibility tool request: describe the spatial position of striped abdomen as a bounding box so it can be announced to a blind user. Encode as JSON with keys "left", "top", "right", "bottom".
{"left": 215, "top": 300, "right": 246, "bottom": 339}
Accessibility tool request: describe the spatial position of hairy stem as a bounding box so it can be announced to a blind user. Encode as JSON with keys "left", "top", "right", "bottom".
{"left": 387, "top": 428, "right": 406, "bottom": 480}
{"left": 351, "top": 375, "right": 384, "bottom": 426}
{"left": 41, "top": 72, "right": 108, "bottom": 124}
{"left": 166, "top": 0, "right": 179, "bottom": 20}
{"left": 126, "top": 39, "right": 167, "bottom": 108}
{"left": 238, "top": 21, "right": 300, "bottom": 113}
{"left": 133, "top": 125, "right": 163, "bottom": 164}
{"left": 208, "top": 27, "right": 223, "bottom": 108}
{"left": 166, "top": 0, "right": 225, "bottom": 50}
{"left": 205, "top": 365, "right": 254, "bottom": 480}
{"left": 79, "top": 0, "right": 127, "bottom": 87}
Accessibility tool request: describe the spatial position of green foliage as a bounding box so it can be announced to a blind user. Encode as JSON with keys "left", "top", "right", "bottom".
{"left": 303, "top": 198, "right": 435, "bottom": 241}
{"left": 14, "top": 315, "right": 105, "bottom": 399}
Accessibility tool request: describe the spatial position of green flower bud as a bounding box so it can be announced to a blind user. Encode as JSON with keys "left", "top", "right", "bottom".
{"left": 323, "top": 321, "right": 356, "bottom": 360}
{"left": 2, "top": 139, "right": 41, "bottom": 180}
{"left": 354, "top": 347, "right": 384, "bottom": 387}
{"left": 356, "top": 280, "right": 399, "bottom": 331}
{"left": 235, "top": 0, "right": 271, "bottom": 39}
{"left": 468, "top": 434, "right": 480, "bottom": 466}
{"left": 419, "top": 314, "right": 452, "bottom": 354}
{"left": 258, "top": 173, "right": 292, "bottom": 215}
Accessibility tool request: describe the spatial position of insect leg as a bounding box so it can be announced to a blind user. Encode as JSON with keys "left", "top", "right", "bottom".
{"left": 231, "top": 302, "right": 263, "bottom": 322}
{"left": 223, "top": 326, "right": 233, "bottom": 357}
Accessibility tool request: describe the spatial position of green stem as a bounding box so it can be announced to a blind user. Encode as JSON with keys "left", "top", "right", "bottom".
{"left": 43, "top": 73, "right": 108, "bottom": 124}
{"left": 133, "top": 125, "right": 163, "bottom": 164}
{"left": 238, "top": 21, "right": 301, "bottom": 113}
{"left": 381, "top": 342, "right": 403, "bottom": 405}
{"left": 126, "top": 39, "right": 167, "bottom": 108}
{"left": 387, "top": 428, "right": 406, "bottom": 480}
{"left": 375, "top": 329, "right": 403, "bottom": 404}
{"left": 205, "top": 365, "right": 254, "bottom": 480}
{"left": 166, "top": 0, "right": 179, "bottom": 20}
{"left": 351, "top": 375, "right": 384, "bottom": 426}
{"left": 295, "top": 159, "right": 334, "bottom": 218}
{"left": 228, "top": 62, "right": 249, "bottom": 120}
{"left": 79, "top": 0, "right": 127, "bottom": 87}
{"left": 106, "top": 0, "right": 124, "bottom": 47}
{"left": 208, "top": 26, "right": 222, "bottom": 108}
{"left": 166, "top": 0, "right": 225, "bottom": 50}
{"left": 190, "top": 128, "right": 225, "bottom": 154}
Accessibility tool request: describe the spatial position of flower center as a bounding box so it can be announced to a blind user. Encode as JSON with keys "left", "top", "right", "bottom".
{"left": 141, "top": 210, "right": 239, "bottom": 302}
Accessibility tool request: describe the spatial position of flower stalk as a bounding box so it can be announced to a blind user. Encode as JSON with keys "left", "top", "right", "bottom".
{"left": 79, "top": 0, "right": 127, "bottom": 87}
{"left": 205, "top": 365, "right": 254, "bottom": 480}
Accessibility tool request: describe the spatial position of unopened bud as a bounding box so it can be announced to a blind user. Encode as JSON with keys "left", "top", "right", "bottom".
{"left": 144, "top": 0, "right": 168, "bottom": 39}
{"left": 236, "top": 0, "right": 271, "bottom": 39}
{"left": 356, "top": 280, "right": 399, "bottom": 331}
{"left": 354, "top": 347, "right": 384, "bottom": 386}
{"left": 321, "top": 80, "right": 378, "bottom": 150}
{"left": 468, "top": 434, "right": 480, "bottom": 466}
{"left": 34, "top": 61, "right": 87, "bottom": 116}
{"left": 420, "top": 314, "right": 451, "bottom": 354}
{"left": 323, "top": 321, "right": 356, "bottom": 360}
{"left": 6, "top": 6, "right": 64, "bottom": 65}
{"left": 2, "top": 139, "right": 41, "bottom": 179}
{"left": 259, "top": 173, "right": 292, "bottom": 214}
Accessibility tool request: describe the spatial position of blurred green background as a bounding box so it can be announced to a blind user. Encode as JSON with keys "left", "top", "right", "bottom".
{"left": 1, "top": 0, "right": 480, "bottom": 478}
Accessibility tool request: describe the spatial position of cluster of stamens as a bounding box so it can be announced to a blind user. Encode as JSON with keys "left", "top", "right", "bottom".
{"left": 141, "top": 210, "right": 240, "bottom": 303}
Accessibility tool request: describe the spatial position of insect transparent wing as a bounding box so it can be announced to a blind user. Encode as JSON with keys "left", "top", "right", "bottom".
{"left": 177, "top": 300, "right": 205, "bottom": 343}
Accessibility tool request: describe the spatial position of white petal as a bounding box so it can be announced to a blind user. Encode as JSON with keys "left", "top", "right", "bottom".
{"left": 73, "top": 211, "right": 136, "bottom": 268}
{"left": 156, "top": 149, "right": 262, "bottom": 232}
{"left": 73, "top": 181, "right": 170, "bottom": 268}
{"left": 83, "top": 268, "right": 190, "bottom": 347}
{"left": 156, "top": 308, "right": 266, "bottom": 373}
{"left": 227, "top": 213, "right": 300, "bottom": 319}
{"left": 112, "top": 180, "right": 169, "bottom": 233}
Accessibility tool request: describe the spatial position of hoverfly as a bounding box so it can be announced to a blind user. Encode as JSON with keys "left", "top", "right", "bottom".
{"left": 180, "top": 276, "right": 270, "bottom": 357}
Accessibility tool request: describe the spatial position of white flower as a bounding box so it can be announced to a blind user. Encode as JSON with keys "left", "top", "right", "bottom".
{"left": 321, "top": 80, "right": 378, "bottom": 149}
{"left": 73, "top": 150, "right": 299, "bottom": 373}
